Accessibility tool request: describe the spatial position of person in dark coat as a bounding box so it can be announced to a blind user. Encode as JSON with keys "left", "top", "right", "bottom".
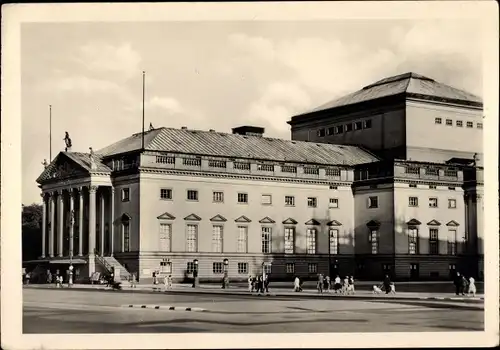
{"left": 460, "top": 275, "right": 468, "bottom": 296}
{"left": 453, "top": 272, "right": 462, "bottom": 295}
{"left": 383, "top": 275, "right": 391, "bottom": 294}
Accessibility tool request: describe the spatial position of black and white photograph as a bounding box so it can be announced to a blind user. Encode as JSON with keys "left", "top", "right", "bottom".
{"left": 1, "top": 1, "right": 499, "bottom": 349}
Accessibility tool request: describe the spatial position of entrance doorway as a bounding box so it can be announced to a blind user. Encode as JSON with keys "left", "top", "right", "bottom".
{"left": 410, "top": 263, "right": 419, "bottom": 280}
{"left": 449, "top": 264, "right": 457, "bottom": 280}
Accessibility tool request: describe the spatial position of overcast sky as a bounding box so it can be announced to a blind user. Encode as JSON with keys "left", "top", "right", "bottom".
{"left": 21, "top": 19, "right": 483, "bottom": 204}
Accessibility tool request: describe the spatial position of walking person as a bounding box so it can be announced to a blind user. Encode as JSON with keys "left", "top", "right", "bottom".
{"left": 468, "top": 276, "right": 477, "bottom": 297}
{"left": 163, "top": 274, "right": 169, "bottom": 292}
{"left": 25, "top": 272, "right": 31, "bottom": 285}
{"left": 168, "top": 275, "right": 172, "bottom": 289}
{"left": 348, "top": 276, "right": 355, "bottom": 295}
{"left": 46, "top": 270, "right": 52, "bottom": 285}
{"left": 248, "top": 275, "right": 253, "bottom": 293}
{"left": 453, "top": 272, "right": 462, "bottom": 296}
{"left": 325, "top": 275, "right": 331, "bottom": 292}
{"left": 294, "top": 276, "right": 301, "bottom": 292}
{"left": 460, "top": 275, "right": 468, "bottom": 296}
{"left": 317, "top": 273, "right": 324, "bottom": 294}
{"left": 383, "top": 275, "right": 391, "bottom": 295}
{"left": 333, "top": 275, "right": 342, "bottom": 293}
{"left": 264, "top": 275, "right": 270, "bottom": 293}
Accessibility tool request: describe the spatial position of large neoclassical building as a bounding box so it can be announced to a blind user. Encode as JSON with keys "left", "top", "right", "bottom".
{"left": 34, "top": 72, "right": 484, "bottom": 283}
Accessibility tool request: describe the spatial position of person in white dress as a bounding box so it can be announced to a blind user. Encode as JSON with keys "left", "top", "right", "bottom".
{"left": 468, "top": 276, "right": 476, "bottom": 297}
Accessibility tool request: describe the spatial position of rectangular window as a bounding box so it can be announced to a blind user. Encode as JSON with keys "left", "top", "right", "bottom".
{"left": 334, "top": 125, "right": 344, "bottom": 134}
{"left": 257, "top": 164, "right": 274, "bottom": 172}
{"left": 263, "top": 264, "right": 272, "bottom": 274}
{"left": 156, "top": 155, "right": 175, "bottom": 164}
{"left": 261, "top": 227, "right": 272, "bottom": 254}
{"left": 160, "top": 188, "right": 172, "bottom": 200}
{"left": 317, "top": 128, "right": 326, "bottom": 137}
{"left": 308, "top": 263, "right": 317, "bottom": 274}
{"left": 409, "top": 197, "right": 419, "bottom": 207}
{"left": 477, "top": 122, "right": 483, "bottom": 129}
{"left": 121, "top": 188, "right": 130, "bottom": 202}
{"left": 369, "top": 230, "right": 378, "bottom": 254}
{"left": 425, "top": 168, "right": 439, "bottom": 176}
{"left": 456, "top": 120, "right": 463, "bottom": 127}
{"left": 281, "top": 165, "right": 297, "bottom": 173}
{"left": 327, "top": 127, "right": 334, "bottom": 135}
{"left": 159, "top": 261, "right": 172, "bottom": 274}
{"left": 435, "top": 117, "right": 442, "bottom": 124}
{"left": 186, "top": 262, "right": 195, "bottom": 274}
{"left": 448, "top": 186, "right": 456, "bottom": 191}
{"left": 285, "top": 196, "right": 295, "bottom": 206}
{"left": 405, "top": 166, "right": 420, "bottom": 174}
{"left": 286, "top": 263, "right": 295, "bottom": 274}
{"left": 303, "top": 167, "right": 319, "bottom": 175}
{"left": 448, "top": 199, "right": 457, "bottom": 209}
{"left": 159, "top": 223, "right": 172, "bottom": 252}
{"left": 368, "top": 196, "right": 378, "bottom": 208}
{"left": 408, "top": 227, "right": 418, "bottom": 254}
{"left": 329, "top": 185, "right": 338, "bottom": 190}
{"left": 187, "top": 190, "right": 198, "bottom": 201}
{"left": 261, "top": 194, "right": 272, "bottom": 205}
{"left": 363, "top": 119, "right": 372, "bottom": 129}
{"left": 208, "top": 160, "right": 226, "bottom": 168}
{"left": 444, "top": 169, "right": 458, "bottom": 177}
{"left": 186, "top": 224, "right": 198, "bottom": 252}
{"left": 306, "top": 228, "right": 317, "bottom": 254}
{"left": 446, "top": 119, "right": 453, "bottom": 126}
{"left": 212, "top": 225, "right": 223, "bottom": 253}
{"left": 238, "top": 193, "right": 248, "bottom": 204}
{"left": 345, "top": 123, "right": 353, "bottom": 132}
{"left": 326, "top": 168, "right": 341, "bottom": 177}
{"left": 238, "top": 262, "right": 248, "bottom": 275}
{"left": 329, "top": 229, "right": 339, "bottom": 255}
{"left": 429, "top": 228, "right": 439, "bottom": 255}
{"left": 329, "top": 198, "right": 339, "bottom": 208}
{"left": 213, "top": 191, "right": 224, "bottom": 203}
{"left": 354, "top": 121, "right": 363, "bottom": 130}
{"left": 448, "top": 229, "right": 457, "bottom": 255}
{"left": 284, "top": 227, "right": 295, "bottom": 254}
{"left": 183, "top": 157, "right": 201, "bottom": 166}
{"left": 466, "top": 121, "right": 473, "bottom": 128}
{"left": 429, "top": 197, "right": 438, "bottom": 208}
{"left": 213, "top": 262, "right": 223, "bottom": 274}
{"left": 307, "top": 197, "right": 317, "bottom": 208}
{"left": 233, "top": 162, "right": 251, "bottom": 170}
{"left": 123, "top": 221, "right": 130, "bottom": 252}
{"left": 237, "top": 226, "right": 248, "bottom": 253}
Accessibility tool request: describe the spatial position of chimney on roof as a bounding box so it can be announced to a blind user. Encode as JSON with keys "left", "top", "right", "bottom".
{"left": 232, "top": 126, "right": 265, "bottom": 137}
{"left": 181, "top": 126, "right": 187, "bottom": 130}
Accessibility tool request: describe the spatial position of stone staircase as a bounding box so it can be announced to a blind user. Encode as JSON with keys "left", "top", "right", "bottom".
{"left": 95, "top": 255, "right": 131, "bottom": 281}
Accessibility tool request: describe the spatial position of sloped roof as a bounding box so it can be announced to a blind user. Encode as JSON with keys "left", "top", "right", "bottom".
{"left": 301, "top": 72, "right": 482, "bottom": 115}
{"left": 97, "top": 127, "right": 379, "bottom": 166}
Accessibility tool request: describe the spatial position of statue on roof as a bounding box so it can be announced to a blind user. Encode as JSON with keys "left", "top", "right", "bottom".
{"left": 42, "top": 159, "right": 48, "bottom": 169}
{"left": 64, "top": 132, "right": 72, "bottom": 152}
{"left": 149, "top": 122, "right": 154, "bottom": 131}
{"left": 89, "top": 147, "right": 96, "bottom": 170}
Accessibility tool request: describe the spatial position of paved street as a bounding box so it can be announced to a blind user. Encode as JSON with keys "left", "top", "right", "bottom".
{"left": 23, "top": 288, "right": 483, "bottom": 333}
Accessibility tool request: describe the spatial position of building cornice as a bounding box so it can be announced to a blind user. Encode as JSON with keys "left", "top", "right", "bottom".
{"left": 138, "top": 167, "right": 351, "bottom": 187}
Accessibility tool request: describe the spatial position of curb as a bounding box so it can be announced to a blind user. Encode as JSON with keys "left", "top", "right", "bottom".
{"left": 419, "top": 296, "right": 484, "bottom": 301}
{"left": 123, "top": 304, "right": 205, "bottom": 312}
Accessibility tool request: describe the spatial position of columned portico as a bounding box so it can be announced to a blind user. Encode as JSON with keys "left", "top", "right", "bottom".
{"left": 49, "top": 192, "right": 55, "bottom": 257}
{"left": 88, "top": 185, "right": 97, "bottom": 256}
{"left": 78, "top": 187, "right": 84, "bottom": 256}
{"left": 57, "top": 189, "right": 64, "bottom": 257}
{"left": 41, "top": 193, "right": 47, "bottom": 258}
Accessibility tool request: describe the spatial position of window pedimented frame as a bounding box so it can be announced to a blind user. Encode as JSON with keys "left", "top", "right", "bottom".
{"left": 427, "top": 219, "right": 441, "bottom": 226}
{"left": 157, "top": 212, "right": 176, "bottom": 220}
{"left": 184, "top": 213, "right": 202, "bottom": 221}
{"left": 210, "top": 214, "right": 227, "bottom": 222}
{"left": 327, "top": 219, "right": 342, "bottom": 226}
{"left": 121, "top": 213, "right": 132, "bottom": 222}
{"left": 235, "top": 215, "right": 251, "bottom": 223}
{"left": 406, "top": 218, "right": 422, "bottom": 226}
{"left": 366, "top": 219, "right": 381, "bottom": 228}
{"left": 259, "top": 216, "right": 275, "bottom": 224}
{"left": 305, "top": 219, "right": 320, "bottom": 226}
{"left": 446, "top": 220, "right": 460, "bottom": 227}
{"left": 282, "top": 218, "right": 298, "bottom": 225}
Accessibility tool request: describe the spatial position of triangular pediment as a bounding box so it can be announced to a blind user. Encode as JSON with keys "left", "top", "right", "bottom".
{"left": 366, "top": 220, "right": 381, "bottom": 228}
{"left": 327, "top": 220, "right": 342, "bottom": 226}
{"left": 184, "top": 213, "right": 202, "bottom": 221}
{"left": 282, "top": 218, "right": 298, "bottom": 225}
{"left": 427, "top": 220, "right": 441, "bottom": 226}
{"left": 36, "top": 153, "right": 89, "bottom": 183}
{"left": 210, "top": 214, "right": 227, "bottom": 222}
{"left": 446, "top": 220, "right": 460, "bottom": 227}
{"left": 235, "top": 215, "right": 251, "bottom": 223}
{"left": 157, "top": 212, "right": 176, "bottom": 220}
{"left": 305, "top": 219, "right": 320, "bottom": 226}
{"left": 406, "top": 218, "right": 422, "bottom": 226}
{"left": 259, "top": 216, "right": 275, "bottom": 224}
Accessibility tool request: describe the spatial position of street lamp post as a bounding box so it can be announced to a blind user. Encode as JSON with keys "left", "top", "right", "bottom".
{"left": 68, "top": 210, "right": 75, "bottom": 287}
{"left": 222, "top": 258, "right": 229, "bottom": 289}
{"left": 192, "top": 259, "right": 199, "bottom": 288}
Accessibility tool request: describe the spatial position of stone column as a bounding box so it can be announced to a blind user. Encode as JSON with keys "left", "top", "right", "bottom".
{"left": 88, "top": 185, "right": 98, "bottom": 277}
{"left": 49, "top": 192, "right": 55, "bottom": 257}
{"left": 69, "top": 189, "right": 75, "bottom": 258}
{"left": 101, "top": 192, "right": 105, "bottom": 255}
{"left": 57, "top": 190, "right": 64, "bottom": 257}
{"left": 78, "top": 187, "right": 84, "bottom": 256}
{"left": 41, "top": 193, "right": 47, "bottom": 258}
{"left": 88, "top": 185, "right": 97, "bottom": 255}
{"left": 110, "top": 187, "right": 115, "bottom": 256}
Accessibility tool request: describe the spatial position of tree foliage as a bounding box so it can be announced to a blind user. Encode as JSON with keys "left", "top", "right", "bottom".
{"left": 22, "top": 204, "right": 43, "bottom": 230}
{"left": 22, "top": 203, "right": 43, "bottom": 261}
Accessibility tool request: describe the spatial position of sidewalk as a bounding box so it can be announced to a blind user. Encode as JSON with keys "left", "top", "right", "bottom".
{"left": 25, "top": 283, "right": 484, "bottom": 303}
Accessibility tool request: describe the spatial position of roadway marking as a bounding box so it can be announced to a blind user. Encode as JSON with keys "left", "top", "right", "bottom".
{"left": 123, "top": 304, "right": 206, "bottom": 312}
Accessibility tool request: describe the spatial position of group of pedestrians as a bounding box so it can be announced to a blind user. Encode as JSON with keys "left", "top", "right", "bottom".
{"left": 454, "top": 271, "right": 477, "bottom": 297}
{"left": 248, "top": 274, "right": 270, "bottom": 293}
{"left": 316, "top": 274, "right": 355, "bottom": 294}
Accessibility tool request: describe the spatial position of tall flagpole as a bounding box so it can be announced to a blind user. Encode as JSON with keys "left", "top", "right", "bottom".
{"left": 142, "top": 71, "right": 145, "bottom": 151}
{"left": 49, "top": 105, "right": 52, "bottom": 161}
